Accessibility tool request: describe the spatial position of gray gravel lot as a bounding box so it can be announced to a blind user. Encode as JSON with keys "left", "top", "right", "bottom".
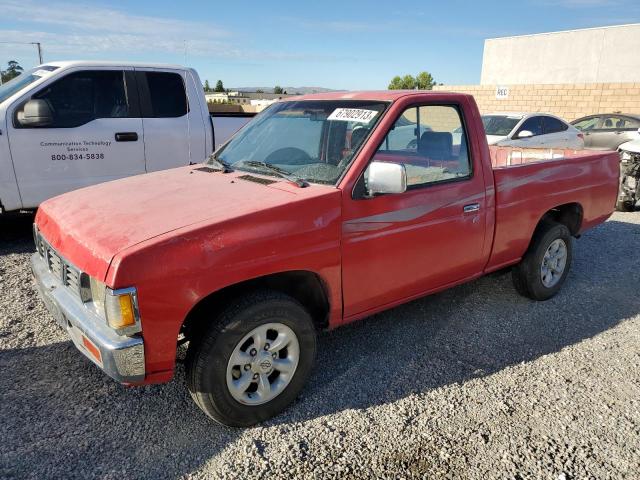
{"left": 1, "top": 212, "right": 639, "bottom": 479}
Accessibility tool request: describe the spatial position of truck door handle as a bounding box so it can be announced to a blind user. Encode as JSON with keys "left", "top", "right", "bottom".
{"left": 463, "top": 203, "right": 480, "bottom": 213}
{"left": 115, "top": 132, "right": 138, "bottom": 142}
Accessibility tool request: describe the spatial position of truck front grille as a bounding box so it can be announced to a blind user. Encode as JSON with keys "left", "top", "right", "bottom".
{"left": 35, "top": 228, "right": 82, "bottom": 298}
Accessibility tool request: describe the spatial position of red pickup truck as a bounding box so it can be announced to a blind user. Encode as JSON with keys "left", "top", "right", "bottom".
{"left": 31, "top": 91, "right": 619, "bottom": 426}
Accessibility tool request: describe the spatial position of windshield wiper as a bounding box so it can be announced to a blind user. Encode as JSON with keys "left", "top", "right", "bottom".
{"left": 241, "top": 161, "right": 309, "bottom": 188}
{"left": 207, "top": 154, "right": 233, "bottom": 173}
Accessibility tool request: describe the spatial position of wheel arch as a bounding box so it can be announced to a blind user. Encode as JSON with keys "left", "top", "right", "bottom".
{"left": 181, "top": 270, "right": 331, "bottom": 340}
{"left": 536, "top": 202, "right": 583, "bottom": 237}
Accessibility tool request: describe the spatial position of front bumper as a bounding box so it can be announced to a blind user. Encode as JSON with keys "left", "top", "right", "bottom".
{"left": 31, "top": 253, "right": 145, "bottom": 383}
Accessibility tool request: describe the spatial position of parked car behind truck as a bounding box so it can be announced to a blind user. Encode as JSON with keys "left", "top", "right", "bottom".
{"left": 571, "top": 113, "right": 640, "bottom": 150}
{"left": 0, "top": 61, "right": 248, "bottom": 213}
{"left": 482, "top": 112, "right": 584, "bottom": 149}
{"left": 616, "top": 138, "right": 640, "bottom": 211}
{"left": 31, "top": 91, "right": 619, "bottom": 426}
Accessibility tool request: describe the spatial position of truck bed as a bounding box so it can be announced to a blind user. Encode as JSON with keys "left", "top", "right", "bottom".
{"left": 486, "top": 146, "right": 620, "bottom": 271}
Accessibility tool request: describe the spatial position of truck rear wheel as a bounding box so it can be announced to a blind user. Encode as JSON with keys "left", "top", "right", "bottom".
{"left": 185, "top": 290, "right": 317, "bottom": 427}
{"left": 512, "top": 221, "right": 573, "bottom": 301}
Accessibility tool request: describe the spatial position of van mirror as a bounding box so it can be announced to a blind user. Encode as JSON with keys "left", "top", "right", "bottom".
{"left": 18, "top": 99, "right": 53, "bottom": 127}
{"left": 517, "top": 130, "right": 533, "bottom": 139}
{"left": 365, "top": 161, "right": 407, "bottom": 196}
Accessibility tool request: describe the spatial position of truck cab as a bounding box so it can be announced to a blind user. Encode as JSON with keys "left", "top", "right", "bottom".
{"left": 0, "top": 61, "right": 213, "bottom": 212}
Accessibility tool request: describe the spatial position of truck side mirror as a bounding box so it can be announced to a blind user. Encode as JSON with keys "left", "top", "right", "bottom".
{"left": 365, "top": 161, "right": 407, "bottom": 196}
{"left": 516, "top": 130, "right": 533, "bottom": 139}
{"left": 17, "top": 99, "right": 53, "bottom": 127}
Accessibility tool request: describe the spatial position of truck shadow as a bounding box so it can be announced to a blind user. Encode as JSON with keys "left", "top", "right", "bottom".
{"left": 1, "top": 218, "right": 638, "bottom": 478}
{"left": 0, "top": 212, "right": 36, "bottom": 255}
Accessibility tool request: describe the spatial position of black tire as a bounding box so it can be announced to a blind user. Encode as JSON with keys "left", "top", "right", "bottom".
{"left": 615, "top": 199, "right": 635, "bottom": 212}
{"left": 185, "top": 290, "right": 317, "bottom": 427}
{"left": 512, "top": 220, "right": 573, "bottom": 301}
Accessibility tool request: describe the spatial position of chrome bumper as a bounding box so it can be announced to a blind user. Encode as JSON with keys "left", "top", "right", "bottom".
{"left": 31, "top": 253, "right": 145, "bottom": 383}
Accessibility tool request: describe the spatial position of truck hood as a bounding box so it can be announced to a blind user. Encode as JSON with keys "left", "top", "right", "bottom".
{"left": 619, "top": 138, "right": 640, "bottom": 154}
{"left": 36, "top": 165, "right": 335, "bottom": 280}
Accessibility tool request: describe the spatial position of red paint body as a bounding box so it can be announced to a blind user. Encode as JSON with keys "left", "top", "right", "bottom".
{"left": 34, "top": 92, "right": 619, "bottom": 384}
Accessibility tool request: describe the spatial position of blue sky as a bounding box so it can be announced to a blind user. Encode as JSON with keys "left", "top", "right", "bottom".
{"left": 1, "top": 0, "right": 639, "bottom": 90}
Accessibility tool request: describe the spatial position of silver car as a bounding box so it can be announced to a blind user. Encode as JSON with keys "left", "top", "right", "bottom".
{"left": 571, "top": 114, "right": 640, "bottom": 150}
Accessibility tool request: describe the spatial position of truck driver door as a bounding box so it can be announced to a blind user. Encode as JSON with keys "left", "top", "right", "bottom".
{"left": 341, "top": 103, "right": 488, "bottom": 318}
{"left": 7, "top": 67, "right": 145, "bottom": 208}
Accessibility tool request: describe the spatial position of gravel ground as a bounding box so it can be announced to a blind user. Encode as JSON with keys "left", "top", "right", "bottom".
{"left": 1, "top": 211, "right": 639, "bottom": 479}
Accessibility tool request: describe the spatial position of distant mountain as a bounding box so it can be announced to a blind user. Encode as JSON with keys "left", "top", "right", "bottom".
{"left": 232, "top": 86, "right": 338, "bottom": 95}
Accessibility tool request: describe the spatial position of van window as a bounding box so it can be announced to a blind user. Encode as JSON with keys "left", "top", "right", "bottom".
{"left": 144, "top": 72, "right": 188, "bottom": 118}
{"left": 25, "top": 70, "right": 129, "bottom": 128}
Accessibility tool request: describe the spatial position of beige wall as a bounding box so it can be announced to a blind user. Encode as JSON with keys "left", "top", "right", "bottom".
{"left": 481, "top": 24, "right": 640, "bottom": 85}
{"left": 433, "top": 83, "right": 640, "bottom": 122}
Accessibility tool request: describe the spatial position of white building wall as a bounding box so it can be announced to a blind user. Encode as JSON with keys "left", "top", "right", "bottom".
{"left": 480, "top": 23, "right": 640, "bottom": 85}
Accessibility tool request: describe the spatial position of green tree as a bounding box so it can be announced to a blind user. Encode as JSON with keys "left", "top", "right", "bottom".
{"left": 214, "top": 80, "right": 225, "bottom": 92}
{"left": 416, "top": 71, "right": 436, "bottom": 90}
{"left": 273, "top": 85, "right": 283, "bottom": 94}
{"left": 387, "top": 76, "right": 402, "bottom": 89}
{"left": 204, "top": 79, "right": 211, "bottom": 92}
{"left": 1, "top": 60, "right": 23, "bottom": 83}
{"left": 402, "top": 74, "right": 416, "bottom": 90}
{"left": 388, "top": 72, "right": 437, "bottom": 90}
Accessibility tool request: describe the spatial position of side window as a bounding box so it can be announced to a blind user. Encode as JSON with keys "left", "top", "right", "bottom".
{"left": 543, "top": 116, "right": 568, "bottom": 134}
{"left": 572, "top": 117, "right": 600, "bottom": 131}
{"left": 516, "top": 116, "right": 543, "bottom": 137}
{"left": 22, "top": 70, "right": 129, "bottom": 128}
{"left": 373, "top": 104, "right": 471, "bottom": 188}
{"left": 603, "top": 116, "right": 640, "bottom": 130}
{"left": 144, "top": 72, "right": 188, "bottom": 118}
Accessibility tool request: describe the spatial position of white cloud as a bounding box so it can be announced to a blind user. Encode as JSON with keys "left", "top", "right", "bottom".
{"left": 0, "top": 0, "right": 354, "bottom": 62}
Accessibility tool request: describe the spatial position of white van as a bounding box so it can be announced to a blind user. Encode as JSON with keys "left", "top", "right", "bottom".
{"left": 0, "top": 61, "right": 250, "bottom": 213}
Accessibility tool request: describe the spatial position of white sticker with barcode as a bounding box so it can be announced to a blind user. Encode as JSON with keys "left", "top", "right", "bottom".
{"left": 328, "top": 108, "right": 377, "bottom": 123}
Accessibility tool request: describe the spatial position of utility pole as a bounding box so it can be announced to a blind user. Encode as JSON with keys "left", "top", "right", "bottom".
{"left": 32, "top": 42, "right": 43, "bottom": 64}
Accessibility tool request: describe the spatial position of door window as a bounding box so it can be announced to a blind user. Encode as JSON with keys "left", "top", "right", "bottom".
{"left": 543, "top": 116, "right": 568, "bottom": 134}
{"left": 143, "top": 72, "right": 188, "bottom": 118}
{"left": 601, "top": 115, "right": 640, "bottom": 131}
{"left": 372, "top": 105, "right": 471, "bottom": 188}
{"left": 572, "top": 116, "right": 600, "bottom": 131}
{"left": 19, "top": 70, "right": 130, "bottom": 128}
{"left": 515, "top": 116, "right": 543, "bottom": 137}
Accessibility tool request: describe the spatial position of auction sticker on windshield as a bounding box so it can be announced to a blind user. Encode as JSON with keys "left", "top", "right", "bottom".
{"left": 328, "top": 108, "right": 378, "bottom": 123}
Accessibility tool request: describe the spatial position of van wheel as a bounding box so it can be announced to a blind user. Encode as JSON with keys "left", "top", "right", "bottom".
{"left": 512, "top": 221, "right": 573, "bottom": 301}
{"left": 185, "top": 290, "right": 316, "bottom": 427}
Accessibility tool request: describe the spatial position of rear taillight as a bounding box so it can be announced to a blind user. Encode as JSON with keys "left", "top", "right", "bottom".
{"left": 577, "top": 133, "right": 584, "bottom": 139}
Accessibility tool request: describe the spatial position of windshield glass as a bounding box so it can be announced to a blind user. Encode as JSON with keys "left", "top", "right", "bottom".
{"left": 482, "top": 115, "right": 521, "bottom": 136}
{"left": 0, "top": 65, "right": 59, "bottom": 104}
{"left": 211, "top": 100, "right": 388, "bottom": 185}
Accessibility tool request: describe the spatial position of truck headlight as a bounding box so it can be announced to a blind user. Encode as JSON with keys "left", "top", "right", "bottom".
{"left": 104, "top": 287, "right": 140, "bottom": 333}
{"left": 84, "top": 278, "right": 140, "bottom": 335}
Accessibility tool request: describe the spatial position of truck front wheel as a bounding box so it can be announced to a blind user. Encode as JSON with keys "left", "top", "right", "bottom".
{"left": 512, "top": 221, "right": 573, "bottom": 301}
{"left": 185, "top": 290, "right": 317, "bottom": 427}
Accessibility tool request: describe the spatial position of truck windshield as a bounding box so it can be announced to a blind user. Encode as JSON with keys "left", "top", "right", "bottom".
{"left": 211, "top": 100, "right": 388, "bottom": 185}
{"left": 0, "top": 65, "right": 59, "bottom": 104}
{"left": 482, "top": 115, "right": 522, "bottom": 136}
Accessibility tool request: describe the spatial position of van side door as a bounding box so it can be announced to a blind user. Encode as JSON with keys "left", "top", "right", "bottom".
{"left": 7, "top": 67, "right": 145, "bottom": 208}
{"left": 135, "top": 69, "right": 203, "bottom": 171}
